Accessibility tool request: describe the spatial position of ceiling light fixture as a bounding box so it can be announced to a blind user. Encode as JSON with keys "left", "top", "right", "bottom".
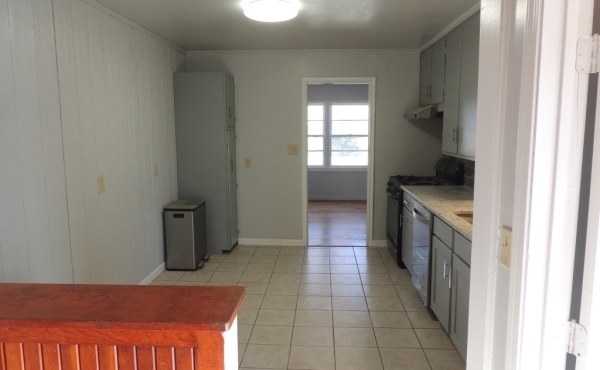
{"left": 244, "top": 0, "right": 299, "bottom": 22}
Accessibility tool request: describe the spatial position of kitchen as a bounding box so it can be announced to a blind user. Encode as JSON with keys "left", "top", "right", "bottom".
{"left": 0, "top": 0, "right": 597, "bottom": 370}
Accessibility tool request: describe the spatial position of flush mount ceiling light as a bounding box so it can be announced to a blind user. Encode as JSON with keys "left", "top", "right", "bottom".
{"left": 244, "top": 0, "right": 299, "bottom": 22}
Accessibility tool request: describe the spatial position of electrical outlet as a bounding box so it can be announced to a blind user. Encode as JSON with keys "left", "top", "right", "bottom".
{"left": 154, "top": 164, "right": 158, "bottom": 176}
{"left": 98, "top": 175, "right": 105, "bottom": 193}
{"left": 501, "top": 226, "right": 512, "bottom": 268}
{"left": 245, "top": 157, "right": 251, "bottom": 167}
{"left": 288, "top": 144, "right": 298, "bottom": 155}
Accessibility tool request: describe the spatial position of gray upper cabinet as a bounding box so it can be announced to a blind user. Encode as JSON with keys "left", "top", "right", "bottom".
{"left": 419, "top": 47, "right": 432, "bottom": 106}
{"left": 443, "top": 28, "right": 462, "bottom": 154}
{"left": 451, "top": 254, "right": 471, "bottom": 360}
{"left": 441, "top": 11, "right": 480, "bottom": 160}
{"left": 431, "top": 39, "right": 446, "bottom": 104}
{"left": 457, "top": 13, "right": 480, "bottom": 158}
{"left": 174, "top": 72, "right": 239, "bottom": 255}
{"left": 420, "top": 40, "right": 446, "bottom": 106}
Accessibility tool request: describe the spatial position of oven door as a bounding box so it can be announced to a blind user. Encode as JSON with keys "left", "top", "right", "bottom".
{"left": 386, "top": 190, "right": 400, "bottom": 247}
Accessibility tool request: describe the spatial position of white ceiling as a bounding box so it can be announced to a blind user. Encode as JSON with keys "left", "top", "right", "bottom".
{"left": 94, "top": 0, "right": 480, "bottom": 51}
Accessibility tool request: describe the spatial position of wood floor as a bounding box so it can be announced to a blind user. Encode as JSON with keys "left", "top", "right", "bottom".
{"left": 308, "top": 201, "right": 367, "bottom": 247}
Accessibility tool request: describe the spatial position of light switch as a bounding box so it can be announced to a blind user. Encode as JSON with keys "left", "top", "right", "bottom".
{"left": 154, "top": 164, "right": 158, "bottom": 176}
{"left": 501, "top": 226, "right": 512, "bottom": 268}
{"left": 245, "top": 157, "right": 251, "bottom": 167}
{"left": 288, "top": 144, "right": 298, "bottom": 155}
{"left": 98, "top": 175, "right": 105, "bottom": 193}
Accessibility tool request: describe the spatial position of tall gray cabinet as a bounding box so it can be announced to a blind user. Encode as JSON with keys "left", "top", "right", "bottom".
{"left": 173, "top": 72, "right": 238, "bottom": 255}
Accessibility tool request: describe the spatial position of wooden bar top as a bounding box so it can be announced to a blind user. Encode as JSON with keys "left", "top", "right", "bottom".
{"left": 0, "top": 284, "right": 245, "bottom": 332}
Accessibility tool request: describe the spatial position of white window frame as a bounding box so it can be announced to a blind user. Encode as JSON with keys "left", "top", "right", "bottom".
{"left": 307, "top": 101, "right": 369, "bottom": 169}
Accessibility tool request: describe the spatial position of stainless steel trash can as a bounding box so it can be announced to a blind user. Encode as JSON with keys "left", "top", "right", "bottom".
{"left": 163, "top": 200, "right": 207, "bottom": 271}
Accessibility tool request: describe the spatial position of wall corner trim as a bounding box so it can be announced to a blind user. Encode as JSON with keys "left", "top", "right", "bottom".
{"left": 420, "top": 3, "right": 481, "bottom": 52}
{"left": 83, "top": 0, "right": 186, "bottom": 54}
{"left": 139, "top": 262, "right": 166, "bottom": 285}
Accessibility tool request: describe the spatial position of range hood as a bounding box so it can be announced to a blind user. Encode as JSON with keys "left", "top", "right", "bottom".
{"left": 404, "top": 104, "right": 442, "bottom": 119}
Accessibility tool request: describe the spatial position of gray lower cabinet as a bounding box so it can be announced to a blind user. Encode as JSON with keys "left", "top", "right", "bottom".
{"left": 174, "top": 72, "right": 238, "bottom": 255}
{"left": 451, "top": 254, "right": 471, "bottom": 360}
{"left": 431, "top": 236, "right": 452, "bottom": 331}
{"left": 431, "top": 216, "right": 471, "bottom": 361}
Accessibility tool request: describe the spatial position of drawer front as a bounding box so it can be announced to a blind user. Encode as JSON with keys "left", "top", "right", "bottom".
{"left": 454, "top": 233, "right": 471, "bottom": 266}
{"left": 433, "top": 216, "right": 453, "bottom": 247}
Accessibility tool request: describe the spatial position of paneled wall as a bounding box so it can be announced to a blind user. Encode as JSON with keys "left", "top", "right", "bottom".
{"left": 0, "top": 0, "right": 184, "bottom": 284}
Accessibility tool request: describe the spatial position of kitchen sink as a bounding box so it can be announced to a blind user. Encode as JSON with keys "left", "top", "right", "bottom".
{"left": 454, "top": 211, "right": 473, "bottom": 225}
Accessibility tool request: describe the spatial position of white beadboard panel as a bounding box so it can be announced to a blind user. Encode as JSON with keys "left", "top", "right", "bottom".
{"left": 53, "top": 0, "right": 91, "bottom": 283}
{"left": 0, "top": 0, "right": 30, "bottom": 282}
{"left": 32, "top": 0, "right": 73, "bottom": 283}
{"left": 9, "top": 0, "right": 54, "bottom": 282}
{"left": 0, "top": 0, "right": 183, "bottom": 284}
{"left": 53, "top": 0, "right": 182, "bottom": 284}
{"left": 134, "top": 32, "right": 183, "bottom": 273}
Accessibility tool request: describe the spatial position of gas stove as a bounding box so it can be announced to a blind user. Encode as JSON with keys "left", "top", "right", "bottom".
{"left": 386, "top": 158, "right": 465, "bottom": 195}
{"left": 387, "top": 176, "right": 445, "bottom": 194}
{"left": 386, "top": 157, "right": 465, "bottom": 269}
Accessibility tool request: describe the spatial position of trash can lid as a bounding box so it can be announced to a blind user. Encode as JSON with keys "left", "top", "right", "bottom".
{"left": 164, "top": 200, "right": 205, "bottom": 211}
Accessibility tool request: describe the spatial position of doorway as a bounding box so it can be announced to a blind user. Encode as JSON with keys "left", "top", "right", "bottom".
{"left": 301, "top": 78, "right": 376, "bottom": 247}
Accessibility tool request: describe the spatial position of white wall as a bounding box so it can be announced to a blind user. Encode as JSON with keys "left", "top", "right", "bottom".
{"left": 185, "top": 50, "right": 443, "bottom": 243}
{"left": 308, "top": 171, "right": 368, "bottom": 201}
{"left": 0, "top": 0, "right": 184, "bottom": 284}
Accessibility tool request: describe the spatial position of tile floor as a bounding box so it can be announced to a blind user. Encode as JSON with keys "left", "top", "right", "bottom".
{"left": 152, "top": 246, "right": 466, "bottom": 370}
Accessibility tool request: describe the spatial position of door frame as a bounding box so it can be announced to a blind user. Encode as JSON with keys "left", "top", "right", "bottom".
{"left": 470, "top": 0, "right": 594, "bottom": 368}
{"left": 301, "top": 77, "right": 376, "bottom": 247}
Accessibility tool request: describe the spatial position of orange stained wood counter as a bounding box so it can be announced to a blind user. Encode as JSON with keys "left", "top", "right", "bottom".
{"left": 0, "top": 284, "right": 245, "bottom": 370}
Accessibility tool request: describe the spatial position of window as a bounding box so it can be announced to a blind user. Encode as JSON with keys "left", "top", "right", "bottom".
{"left": 308, "top": 103, "right": 369, "bottom": 167}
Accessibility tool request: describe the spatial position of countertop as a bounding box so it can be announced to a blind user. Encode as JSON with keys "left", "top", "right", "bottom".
{"left": 401, "top": 185, "right": 474, "bottom": 241}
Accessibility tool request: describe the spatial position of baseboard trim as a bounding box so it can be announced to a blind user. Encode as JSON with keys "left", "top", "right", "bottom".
{"left": 370, "top": 239, "right": 388, "bottom": 247}
{"left": 308, "top": 197, "right": 367, "bottom": 201}
{"left": 139, "top": 262, "right": 165, "bottom": 285}
{"left": 238, "top": 238, "right": 306, "bottom": 247}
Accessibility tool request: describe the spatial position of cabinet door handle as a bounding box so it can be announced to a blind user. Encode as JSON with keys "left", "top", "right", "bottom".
{"left": 443, "top": 262, "right": 448, "bottom": 280}
{"left": 452, "top": 128, "right": 456, "bottom": 143}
